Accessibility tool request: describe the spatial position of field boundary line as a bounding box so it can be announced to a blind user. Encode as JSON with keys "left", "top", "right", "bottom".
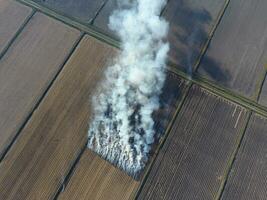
{"left": 0, "top": 10, "right": 36, "bottom": 61}
{"left": 0, "top": 33, "right": 85, "bottom": 162}
{"left": 193, "top": 0, "right": 230, "bottom": 72}
{"left": 53, "top": 142, "right": 88, "bottom": 200}
{"left": 17, "top": 0, "right": 120, "bottom": 49}
{"left": 134, "top": 82, "right": 193, "bottom": 199}
{"left": 215, "top": 112, "right": 252, "bottom": 200}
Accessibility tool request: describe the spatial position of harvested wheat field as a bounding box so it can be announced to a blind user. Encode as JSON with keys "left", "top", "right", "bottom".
{"left": 1, "top": 0, "right": 267, "bottom": 199}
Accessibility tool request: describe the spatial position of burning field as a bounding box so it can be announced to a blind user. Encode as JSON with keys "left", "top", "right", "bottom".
{"left": 87, "top": 0, "right": 170, "bottom": 177}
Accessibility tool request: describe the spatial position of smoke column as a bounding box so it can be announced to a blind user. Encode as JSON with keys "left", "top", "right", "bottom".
{"left": 88, "top": 0, "right": 170, "bottom": 177}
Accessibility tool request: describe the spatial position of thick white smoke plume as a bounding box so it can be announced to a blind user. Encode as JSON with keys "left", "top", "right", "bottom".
{"left": 88, "top": 0, "right": 169, "bottom": 177}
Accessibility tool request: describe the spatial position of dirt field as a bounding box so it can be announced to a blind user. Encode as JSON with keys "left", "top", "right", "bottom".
{"left": 1, "top": 0, "right": 267, "bottom": 199}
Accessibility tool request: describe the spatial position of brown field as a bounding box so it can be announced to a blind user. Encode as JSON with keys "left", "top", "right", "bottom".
{"left": 221, "top": 114, "right": 267, "bottom": 200}
{"left": 0, "top": 32, "right": 189, "bottom": 199}
{"left": 1, "top": 0, "right": 267, "bottom": 199}
{"left": 0, "top": 35, "right": 115, "bottom": 199}
{"left": 137, "top": 85, "right": 249, "bottom": 200}
{"left": 0, "top": 12, "right": 79, "bottom": 159}
{"left": 58, "top": 150, "right": 139, "bottom": 200}
{"left": 0, "top": 1, "right": 31, "bottom": 54}
{"left": 58, "top": 72, "right": 189, "bottom": 200}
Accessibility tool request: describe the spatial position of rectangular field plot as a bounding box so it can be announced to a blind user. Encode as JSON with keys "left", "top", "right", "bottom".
{"left": 58, "top": 150, "right": 139, "bottom": 200}
{"left": 0, "top": 13, "right": 79, "bottom": 159}
{"left": 0, "top": 35, "right": 114, "bottom": 200}
{"left": 221, "top": 114, "right": 267, "bottom": 200}
{"left": 32, "top": 0, "right": 105, "bottom": 23}
{"left": 0, "top": 1, "right": 32, "bottom": 54}
{"left": 137, "top": 85, "right": 249, "bottom": 200}
{"left": 164, "top": 0, "right": 227, "bottom": 73}
{"left": 197, "top": 0, "right": 267, "bottom": 100}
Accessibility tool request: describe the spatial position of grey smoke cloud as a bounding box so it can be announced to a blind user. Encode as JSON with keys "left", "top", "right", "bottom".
{"left": 88, "top": 0, "right": 170, "bottom": 177}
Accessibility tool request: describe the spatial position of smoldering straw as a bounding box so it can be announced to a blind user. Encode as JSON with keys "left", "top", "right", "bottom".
{"left": 87, "top": 0, "right": 170, "bottom": 177}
